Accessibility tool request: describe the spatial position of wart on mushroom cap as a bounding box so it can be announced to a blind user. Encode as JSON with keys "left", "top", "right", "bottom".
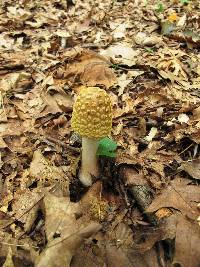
{"left": 71, "top": 86, "right": 112, "bottom": 186}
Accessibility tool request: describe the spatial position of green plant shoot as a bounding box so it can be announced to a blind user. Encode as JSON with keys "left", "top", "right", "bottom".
{"left": 155, "top": 2, "right": 164, "bottom": 13}
{"left": 97, "top": 137, "right": 117, "bottom": 158}
{"left": 180, "top": 0, "right": 190, "bottom": 4}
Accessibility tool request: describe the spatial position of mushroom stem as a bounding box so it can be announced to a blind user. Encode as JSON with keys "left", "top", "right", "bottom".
{"left": 79, "top": 137, "right": 99, "bottom": 186}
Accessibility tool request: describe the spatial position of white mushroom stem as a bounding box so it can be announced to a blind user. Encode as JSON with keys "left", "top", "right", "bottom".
{"left": 79, "top": 137, "right": 99, "bottom": 186}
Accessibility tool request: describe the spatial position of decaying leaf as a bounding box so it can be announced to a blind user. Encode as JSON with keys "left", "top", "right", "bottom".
{"left": 0, "top": 72, "right": 31, "bottom": 94}
{"left": 134, "top": 32, "right": 162, "bottom": 46}
{"left": 12, "top": 188, "right": 46, "bottom": 232}
{"left": 178, "top": 113, "right": 189, "bottom": 124}
{"left": 101, "top": 44, "right": 140, "bottom": 66}
{"left": 105, "top": 245, "right": 163, "bottom": 267}
{"left": 23, "top": 86, "right": 73, "bottom": 119}
{"left": 64, "top": 49, "right": 117, "bottom": 89}
{"left": 2, "top": 247, "right": 15, "bottom": 267}
{"left": 145, "top": 127, "right": 158, "bottom": 142}
{"left": 29, "top": 150, "right": 69, "bottom": 192}
{"left": 146, "top": 177, "right": 200, "bottom": 220}
{"left": 35, "top": 193, "right": 101, "bottom": 267}
{"left": 180, "top": 159, "right": 200, "bottom": 180}
{"left": 173, "top": 216, "right": 200, "bottom": 267}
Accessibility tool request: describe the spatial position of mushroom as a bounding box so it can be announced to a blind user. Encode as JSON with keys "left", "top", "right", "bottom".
{"left": 71, "top": 86, "right": 112, "bottom": 186}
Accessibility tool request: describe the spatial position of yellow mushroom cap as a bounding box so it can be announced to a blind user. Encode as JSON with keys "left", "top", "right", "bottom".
{"left": 71, "top": 87, "right": 112, "bottom": 139}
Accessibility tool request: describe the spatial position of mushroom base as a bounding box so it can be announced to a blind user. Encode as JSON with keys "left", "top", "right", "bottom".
{"left": 79, "top": 137, "right": 99, "bottom": 186}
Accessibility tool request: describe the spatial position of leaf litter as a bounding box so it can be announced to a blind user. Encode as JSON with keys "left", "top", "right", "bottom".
{"left": 0, "top": 0, "right": 200, "bottom": 266}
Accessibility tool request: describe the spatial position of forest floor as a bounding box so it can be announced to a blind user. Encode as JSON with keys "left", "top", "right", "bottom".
{"left": 0, "top": 0, "right": 200, "bottom": 266}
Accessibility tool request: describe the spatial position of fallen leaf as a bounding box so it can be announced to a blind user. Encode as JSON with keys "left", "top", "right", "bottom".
{"left": 145, "top": 127, "right": 158, "bottom": 142}
{"left": 134, "top": 32, "right": 147, "bottom": 45}
{"left": 146, "top": 177, "right": 200, "bottom": 220}
{"left": 120, "top": 167, "right": 147, "bottom": 186}
{"left": 64, "top": 49, "right": 117, "bottom": 89}
{"left": 180, "top": 159, "right": 200, "bottom": 180}
{"left": 42, "top": 193, "right": 80, "bottom": 241}
{"left": 0, "top": 136, "right": 7, "bottom": 148}
{"left": 111, "top": 23, "right": 126, "bottom": 39}
{"left": 178, "top": 113, "right": 189, "bottom": 124}
{"left": 143, "top": 36, "right": 162, "bottom": 46}
{"left": 7, "top": 6, "right": 31, "bottom": 21}
{"left": 177, "top": 14, "right": 187, "bottom": 27}
{"left": 173, "top": 216, "right": 200, "bottom": 267}
{"left": 117, "top": 73, "right": 131, "bottom": 96}
{"left": 0, "top": 72, "right": 31, "bottom": 94}
{"left": 35, "top": 192, "right": 101, "bottom": 267}
{"left": 29, "top": 150, "right": 69, "bottom": 192}
{"left": 2, "top": 247, "right": 15, "bottom": 267}
{"left": 12, "top": 188, "right": 45, "bottom": 232}
{"left": 80, "top": 63, "right": 117, "bottom": 89}
{"left": 101, "top": 44, "right": 140, "bottom": 66}
{"left": 106, "top": 245, "right": 163, "bottom": 267}
{"left": 24, "top": 87, "right": 73, "bottom": 119}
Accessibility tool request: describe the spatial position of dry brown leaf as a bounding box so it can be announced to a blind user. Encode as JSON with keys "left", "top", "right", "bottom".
{"left": 145, "top": 127, "right": 158, "bottom": 142}
{"left": 105, "top": 245, "right": 162, "bottom": 267}
{"left": 2, "top": 172, "right": 17, "bottom": 197}
{"left": 0, "top": 136, "right": 7, "bottom": 148}
{"left": 43, "top": 193, "right": 80, "bottom": 240}
{"left": 146, "top": 177, "right": 200, "bottom": 220}
{"left": 193, "top": 106, "right": 200, "bottom": 120}
{"left": 51, "top": 92, "right": 73, "bottom": 112}
{"left": 109, "top": 21, "right": 128, "bottom": 39}
{"left": 64, "top": 49, "right": 116, "bottom": 89}
{"left": 0, "top": 73, "right": 31, "bottom": 94}
{"left": 113, "top": 93, "right": 136, "bottom": 118}
{"left": 11, "top": 188, "right": 46, "bottom": 232}
{"left": 71, "top": 244, "right": 105, "bottom": 267}
{"left": 117, "top": 73, "right": 131, "bottom": 96}
{"left": 2, "top": 247, "right": 15, "bottom": 267}
{"left": 105, "top": 246, "right": 133, "bottom": 267}
{"left": 80, "top": 63, "right": 117, "bottom": 89}
{"left": 120, "top": 167, "right": 147, "bottom": 186}
{"left": 24, "top": 87, "right": 73, "bottom": 119}
{"left": 180, "top": 159, "right": 200, "bottom": 180}
{"left": 101, "top": 44, "right": 140, "bottom": 66}
{"left": 155, "top": 207, "right": 172, "bottom": 220}
{"left": 134, "top": 32, "right": 161, "bottom": 46}
{"left": 29, "top": 150, "right": 69, "bottom": 192}
{"left": 173, "top": 216, "right": 200, "bottom": 267}
{"left": 35, "top": 193, "right": 101, "bottom": 267}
